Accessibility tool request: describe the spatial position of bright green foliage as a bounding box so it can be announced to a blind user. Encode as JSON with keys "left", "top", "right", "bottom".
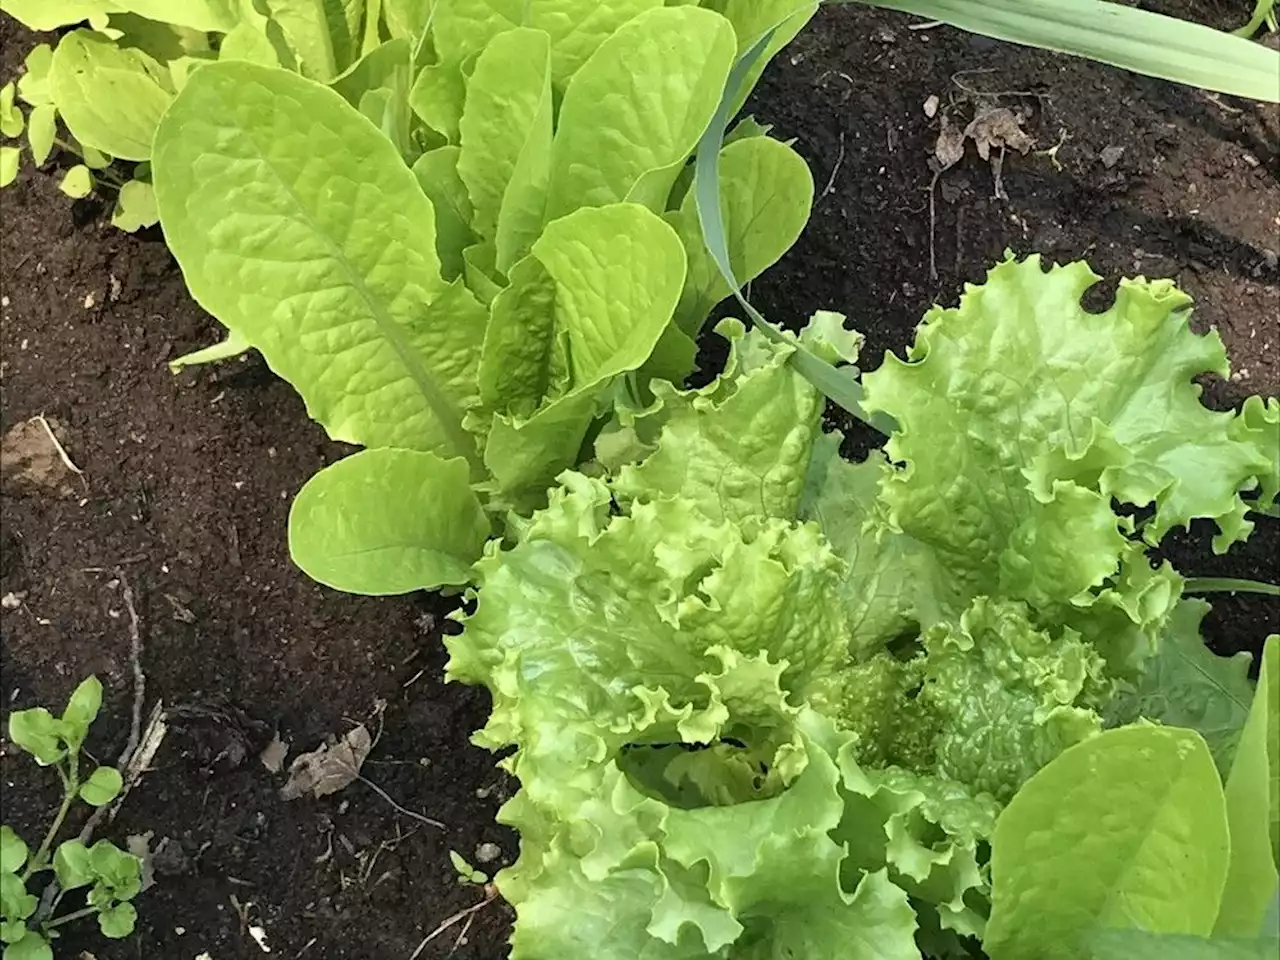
{"left": 985, "top": 727, "right": 1230, "bottom": 959}
{"left": 2, "top": 678, "right": 143, "bottom": 955}
{"left": 1084, "top": 930, "right": 1280, "bottom": 960}
{"left": 920, "top": 597, "right": 1109, "bottom": 802}
{"left": 1215, "top": 637, "right": 1279, "bottom": 937}
{"left": 447, "top": 262, "right": 1277, "bottom": 957}
{"left": 151, "top": 7, "right": 813, "bottom": 595}
{"left": 1106, "top": 599, "right": 1255, "bottom": 773}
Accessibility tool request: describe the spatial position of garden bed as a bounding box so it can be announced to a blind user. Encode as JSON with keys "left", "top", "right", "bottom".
{"left": 0, "top": 4, "right": 1276, "bottom": 958}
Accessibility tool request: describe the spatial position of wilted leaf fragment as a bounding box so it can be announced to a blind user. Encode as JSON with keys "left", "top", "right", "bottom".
{"left": 280, "top": 725, "right": 372, "bottom": 800}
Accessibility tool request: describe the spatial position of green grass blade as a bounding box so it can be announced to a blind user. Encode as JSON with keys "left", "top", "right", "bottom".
{"left": 841, "top": 0, "right": 1280, "bottom": 102}
{"left": 694, "top": 16, "right": 897, "bottom": 435}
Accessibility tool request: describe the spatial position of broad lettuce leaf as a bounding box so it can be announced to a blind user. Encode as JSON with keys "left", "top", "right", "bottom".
{"left": 985, "top": 726, "right": 1231, "bottom": 959}
{"left": 665, "top": 135, "right": 814, "bottom": 339}
{"left": 456, "top": 27, "right": 553, "bottom": 268}
{"left": 544, "top": 6, "right": 737, "bottom": 219}
{"left": 477, "top": 204, "right": 687, "bottom": 508}
{"left": 153, "top": 62, "right": 486, "bottom": 465}
{"left": 1216, "top": 637, "right": 1278, "bottom": 937}
{"left": 50, "top": 30, "right": 174, "bottom": 160}
{"left": 288, "top": 448, "right": 490, "bottom": 594}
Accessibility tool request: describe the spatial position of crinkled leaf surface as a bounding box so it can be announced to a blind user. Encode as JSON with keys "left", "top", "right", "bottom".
{"left": 153, "top": 63, "right": 487, "bottom": 466}
{"left": 1105, "top": 599, "right": 1254, "bottom": 773}
{"left": 447, "top": 480, "right": 912, "bottom": 956}
{"left": 985, "top": 726, "right": 1230, "bottom": 960}
{"left": 613, "top": 315, "right": 851, "bottom": 525}
{"left": 544, "top": 6, "right": 737, "bottom": 219}
{"left": 861, "top": 256, "right": 1275, "bottom": 626}
{"left": 922, "top": 597, "right": 1108, "bottom": 802}
{"left": 289, "top": 448, "right": 490, "bottom": 594}
{"left": 665, "top": 131, "right": 813, "bottom": 339}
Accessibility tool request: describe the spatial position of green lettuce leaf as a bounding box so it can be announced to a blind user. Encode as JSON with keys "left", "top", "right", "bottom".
{"left": 1105, "top": 599, "right": 1254, "bottom": 773}
{"left": 431, "top": 0, "right": 663, "bottom": 84}
{"left": 544, "top": 6, "right": 737, "bottom": 219}
{"left": 153, "top": 62, "right": 486, "bottom": 468}
{"left": 477, "top": 204, "right": 687, "bottom": 508}
{"left": 921, "top": 597, "right": 1109, "bottom": 802}
{"left": 836, "top": 761, "right": 1000, "bottom": 941}
{"left": 665, "top": 135, "right": 814, "bottom": 339}
{"left": 1215, "top": 636, "right": 1277, "bottom": 937}
{"left": 863, "top": 258, "right": 1274, "bottom": 581}
{"left": 612, "top": 314, "right": 856, "bottom": 524}
{"left": 288, "top": 448, "right": 491, "bottom": 594}
{"left": 50, "top": 30, "right": 174, "bottom": 160}
{"left": 457, "top": 27, "right": 552, "bottom": 255}
{"left": 1085, "top": 930, "right": 1280, "bottom": 960}
{"left": 985, "top": 726, "right": 1231, "bottom": 959}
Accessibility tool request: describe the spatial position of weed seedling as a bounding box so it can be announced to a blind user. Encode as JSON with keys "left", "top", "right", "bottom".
{"left": 1, "top": 677, "right": 142, "bottom": 960}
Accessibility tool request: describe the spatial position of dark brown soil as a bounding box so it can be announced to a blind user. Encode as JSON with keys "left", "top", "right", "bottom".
{"left": 1, "top": 4, "right": 1276, "bottom": 959}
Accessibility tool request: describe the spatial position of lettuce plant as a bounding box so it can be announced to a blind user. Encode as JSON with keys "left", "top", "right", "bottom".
{"left": 149, "top": 1, "right": 816, "bottom": 595}
{"left": 445, "top": 256, "right": 1280, "bottom": 958}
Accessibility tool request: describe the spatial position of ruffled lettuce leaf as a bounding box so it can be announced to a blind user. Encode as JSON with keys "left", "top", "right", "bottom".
{"left": 447, "top": 472, "right": 924, "bottom": 957}
{"left": 855, "top": 256, "right": 1272, "bottom": 677}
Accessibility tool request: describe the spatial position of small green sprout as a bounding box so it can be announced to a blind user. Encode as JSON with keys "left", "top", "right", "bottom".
{"left": 1, "top": 678, "right": 143, "bottom": 959}
{"left": 448, "top": 851, "right": 489, "bottom": 886}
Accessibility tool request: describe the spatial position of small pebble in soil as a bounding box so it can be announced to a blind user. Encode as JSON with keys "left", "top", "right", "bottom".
{"left": 476, "top": 842, "right": 502, "bottom": 864}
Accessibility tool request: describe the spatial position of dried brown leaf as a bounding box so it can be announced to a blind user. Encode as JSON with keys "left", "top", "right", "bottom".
{"left": 280, "top": 725, "right": 371, "bottom": 801}
{"left": 964, "top": 107, "right": 1034, "bottom": 162}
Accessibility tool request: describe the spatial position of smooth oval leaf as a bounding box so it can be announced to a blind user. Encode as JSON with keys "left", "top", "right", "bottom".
{"left": 0, "top": 828, "right": 28, "bottom": 874}
{"left": 986, "top": 725, "right": 1231, "bottom": 960}
{"left": 153, "top": 62, "right": 487, "bottom": 466}
{"left": 289, "top": 448, "right": 491, "bottom": 595}
{"left": 110, "top": 178, "right": 160, "bottom": 232}
{"left": 49, "top": 31, "right": 173, "bottom": 161}
{"left": 53, "top": 840, "right": 94, "bottom": 890}
{"left": 667, "top": 134, "right": 814, "bottom": 339}
{"left": 59, "top": 163, "right": 93, "bottom": 198}
{"left": 0, "top": 146, "right": 19, "bottom": 188}
{"left": 2, "top": 929, "right": 52, "bottom": 960}
{"left": 61, "top": 674, "right": 103, "bottom": 736}
{"left": 0, "top": 82, "right": 23, "bottom": 137}
{"left": 78, "top": 765, "right": 123, "bottom": 807}
{"left": 98, "top": 901, "right": 137, "bottom": 939}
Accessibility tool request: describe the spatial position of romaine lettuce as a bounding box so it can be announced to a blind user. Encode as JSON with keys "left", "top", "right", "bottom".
{"left": 149, "top": 4, "right": 815, "bottom": 594}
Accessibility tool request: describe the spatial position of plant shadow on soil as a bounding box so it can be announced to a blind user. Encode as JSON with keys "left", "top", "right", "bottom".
{"left": 0, "top": 3, "right": 1276, "bottom": 958}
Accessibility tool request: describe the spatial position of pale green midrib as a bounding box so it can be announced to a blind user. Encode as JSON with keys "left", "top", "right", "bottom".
{"left": 226, "top": 99, "right": 483, "bottom": 472}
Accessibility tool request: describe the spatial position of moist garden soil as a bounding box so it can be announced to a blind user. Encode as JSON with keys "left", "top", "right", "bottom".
{"left": 1, "top": 3, "right": 1276, "bottom": 958}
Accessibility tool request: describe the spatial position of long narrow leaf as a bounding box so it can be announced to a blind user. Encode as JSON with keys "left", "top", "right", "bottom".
{"left": 843, "top": 0, "right": 1280, "bottom": 102}
{"left": 694, "top": 16, "right": 896, "bottom": 435}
